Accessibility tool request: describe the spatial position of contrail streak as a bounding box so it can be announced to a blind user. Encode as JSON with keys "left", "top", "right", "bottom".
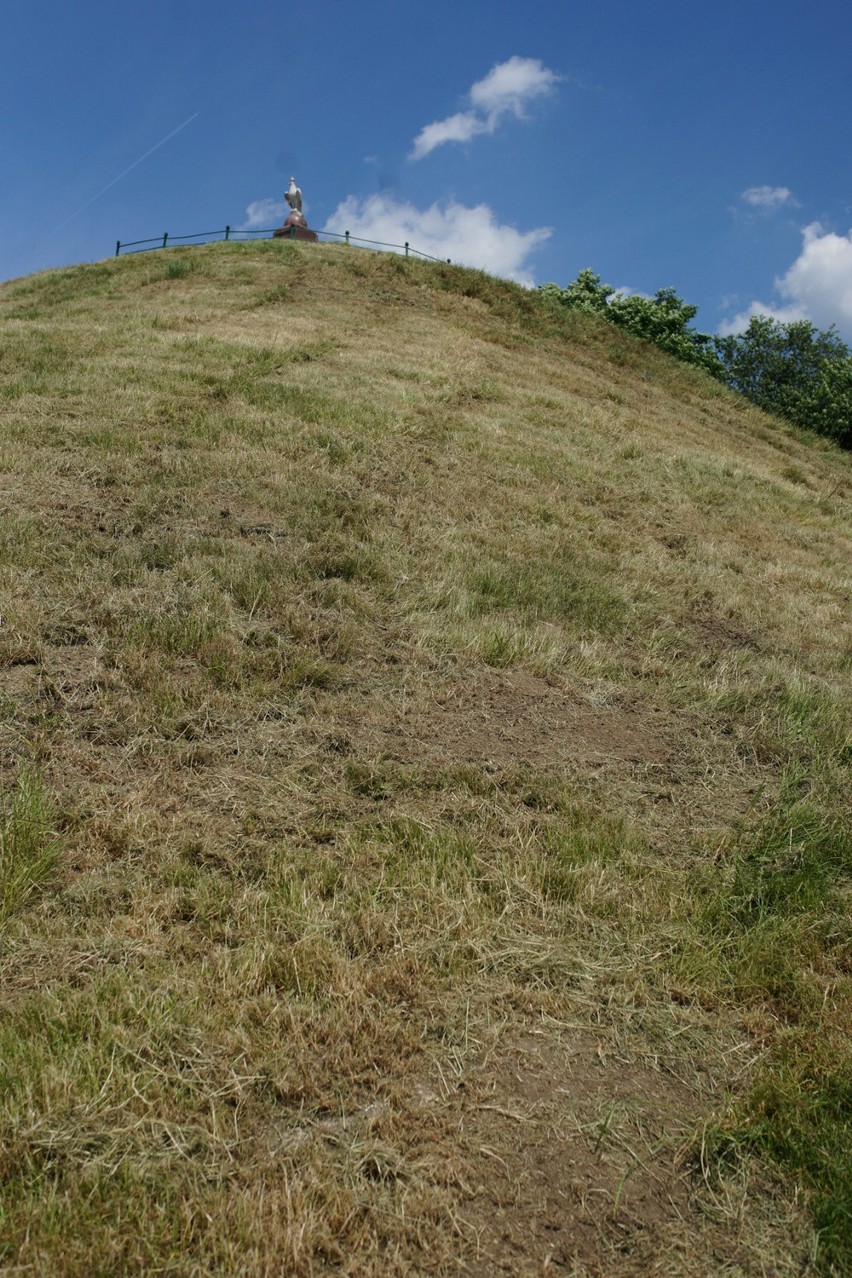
{"left": 55, "top": 112, "right": 200, "bottom": 230}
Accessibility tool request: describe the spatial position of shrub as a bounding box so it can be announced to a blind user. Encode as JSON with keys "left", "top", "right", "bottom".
{"left": 541, "top": 270, "right": 724, "bottom": 376}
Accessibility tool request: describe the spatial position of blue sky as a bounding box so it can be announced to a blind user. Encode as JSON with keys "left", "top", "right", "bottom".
{"left": 3, "top": 0, "right": 851, "bottom": 338}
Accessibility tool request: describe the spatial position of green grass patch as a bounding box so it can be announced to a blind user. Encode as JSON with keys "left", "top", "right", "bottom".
{"left": 539, "top": 807, "right": 636, "bottom": 903}
{"left": 742, "top": 1051, "right": 852, "bottom": 1276}
{"left": 725, "top": 800, "right": 850, "bottom": 925}
{"left": 0, "top": 766, "right": 58, "bottom": 924}
{"left": 466, "top": 553, "right": 625, "bottom": 633}
{"left": 704, "top": 1041, "right": 852, "bottom": 1277}
{"left": 686, "top": 791, "right": 851, "bottom": 1272}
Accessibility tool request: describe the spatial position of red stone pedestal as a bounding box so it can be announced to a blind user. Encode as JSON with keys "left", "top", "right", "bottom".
{"left": 273, "top": 212, "right": 317, "bottom": 242}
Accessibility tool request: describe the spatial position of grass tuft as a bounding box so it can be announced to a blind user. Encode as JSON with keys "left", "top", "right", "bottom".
{"left": 0, "top": 765, "right": 58, "bottom": 924}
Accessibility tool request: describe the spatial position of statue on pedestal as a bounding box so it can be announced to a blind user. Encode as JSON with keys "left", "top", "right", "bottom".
{"left": 273, "top": 176, "right": 317, "bottom": 242}
{"left": 285, "top": 177, "right": 302, "bottom": 215}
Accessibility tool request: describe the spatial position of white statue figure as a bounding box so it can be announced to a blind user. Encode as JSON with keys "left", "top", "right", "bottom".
{"left": 273, "top": 174, "right": 317, "bottom": 240}
{"left": 285, "top": 177, "right": 303, "bottom": 215}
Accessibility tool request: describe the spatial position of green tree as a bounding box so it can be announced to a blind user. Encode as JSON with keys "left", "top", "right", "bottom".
{"left": 539, "top": 268, "right": 613, "bottom": 316}
{"left": 608, "top": 287, "right": 723, "bottom": 374}
{"left": 714, "top": 317, "right": 852, "bottom": 448}
{"left": 541, "top": 270, "right": 724, "bottom": 376}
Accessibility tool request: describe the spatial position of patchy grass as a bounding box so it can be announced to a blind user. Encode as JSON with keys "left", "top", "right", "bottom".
{"left": 686, "top": 790, "right": 852, "bottom": 1273}
{"left": 0, "top": 765, "right": 58, "bottom": 924}
{"left": 0, "top": 240, "right": 850, "bottom": 1275}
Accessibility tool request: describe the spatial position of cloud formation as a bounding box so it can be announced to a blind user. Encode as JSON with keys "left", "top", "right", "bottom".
{"left": 240, "top": 198, "right": 287, "bottom": 230}
{"left": 411, "top": 56, "right": 559, "bottom": 160}
{"left": 324, "top": 194, "right": 551, "bottom": 286}
{"left": 777, "top": 223, "right": 852, "bottom": 329}
{"left": 720, "top": 222, "right": 852, "bottom": 339}
{"left": 741, "top": 185, "right": 794, "bottom": 210}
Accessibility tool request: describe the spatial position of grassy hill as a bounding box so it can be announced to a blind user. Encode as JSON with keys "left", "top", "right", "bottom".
{"left": 1, "top": 241, "right": 850, "bottom": 1276}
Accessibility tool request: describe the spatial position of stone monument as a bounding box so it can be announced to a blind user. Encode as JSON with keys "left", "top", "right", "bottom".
{"left": 273, "top": 177, "right": 318, "bottom": 242}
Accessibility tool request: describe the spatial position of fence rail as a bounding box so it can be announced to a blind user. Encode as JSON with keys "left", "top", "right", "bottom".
{"left": 115, "top": 225, "right": 451, "bottom": 264}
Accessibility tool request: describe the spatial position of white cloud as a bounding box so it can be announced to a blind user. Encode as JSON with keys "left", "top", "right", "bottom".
{"left": 411, "top": 56, "right": 559, "bottom": 160}
{"left": 776, "top": 222, "right": 852, "bottom": 330}
{"left": 721, "top": 222, "right": 852, "bottom": 338}
{"left": 741, "top": 185, "right": 794, "bottom": 210}
{"left": 412, "top": 111, "right": 488, "bottom": 158}
{"left": 469, "top": 55, "right": 559, "bottom": 117}
{"left": 323, "top": 194, "right": 551, "bottom": 287}
{"left": 240, "top": 198, "right": 287, "bottom": 230}
{"left": 718, "top": 301, "right": 807, "bottom": 337}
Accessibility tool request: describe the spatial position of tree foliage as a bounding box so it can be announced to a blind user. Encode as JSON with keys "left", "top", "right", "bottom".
{"left": 540, "top": 269, "right": 724, "bottom": 377}
{"left": 542, "top": 270, "right": 852, "bottom": 448}
{"left": 714, "top": 316, "right": 852, "bottom": 449}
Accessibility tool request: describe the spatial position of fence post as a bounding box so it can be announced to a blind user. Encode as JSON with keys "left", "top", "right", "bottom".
{"left": 162, "top": 232, "right": 169, "bottom": 249}
{"left": 345, "top": 230, "right": 350, "bottom": 246}
{"left": 224, "top": 225, "right": 230, "bottom": 241}
{"left": 404, "top": 242, "right": 409, "bottom": 258}
{"left": 115, "top": 241, "right": 121, "bottom": 257}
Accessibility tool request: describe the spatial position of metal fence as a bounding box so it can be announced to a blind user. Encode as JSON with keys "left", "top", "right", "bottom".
{"left": 114, "top": 225, "right": 451, "bottom": 264}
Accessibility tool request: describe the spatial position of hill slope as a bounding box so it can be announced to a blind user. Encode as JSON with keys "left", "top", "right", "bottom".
{"left": 1, "top": 242, "right": 850, "bottom": 1276}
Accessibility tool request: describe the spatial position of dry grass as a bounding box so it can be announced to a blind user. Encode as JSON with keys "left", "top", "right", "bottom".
{"left": 0, "top": 241, "right": 849, "bottom": 1275}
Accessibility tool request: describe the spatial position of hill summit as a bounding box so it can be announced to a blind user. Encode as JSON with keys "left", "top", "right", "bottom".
{"left": 1, "top": 241, "right": 850, "bottom": 1275}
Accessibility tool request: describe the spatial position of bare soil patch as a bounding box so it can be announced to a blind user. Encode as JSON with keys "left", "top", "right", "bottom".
{"left": 451, "top": 1028, "right": 696, "bottom": 1275}
{"left": 686, "top": 608, "right": 761, "bottom": 653}
{"left": 337, "top": 665, "right": 764, "bottom": 845}
{"left": 354, "top": 669, "right": 675, "bottom": 772}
